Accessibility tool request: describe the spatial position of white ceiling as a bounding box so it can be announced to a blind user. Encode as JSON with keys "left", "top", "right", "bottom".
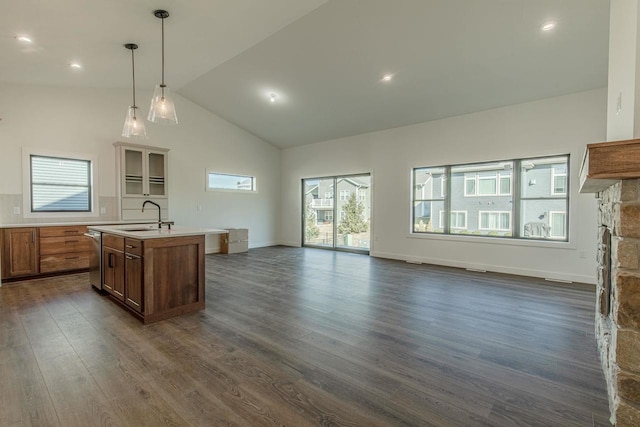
{"left": 0, "top": 0, "right": 327, "bottom": 89}
{"left": 2, "top": 0, "right": 610, "bottom": 148}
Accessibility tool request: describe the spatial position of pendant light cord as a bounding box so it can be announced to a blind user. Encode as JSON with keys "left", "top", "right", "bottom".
{"left": 131, "top": 47, "right": 137, "bottom": 112}
{"left": 161, "top": 17, "right": 165, "bottom": 86}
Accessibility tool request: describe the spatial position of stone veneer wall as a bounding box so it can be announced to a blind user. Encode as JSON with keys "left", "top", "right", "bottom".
{"left": 597, "top": 179, "right": 640, "bottom": 426}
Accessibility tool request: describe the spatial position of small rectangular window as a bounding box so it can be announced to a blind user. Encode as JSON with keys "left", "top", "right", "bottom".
{"left": 31, "top": 155, "right": 91, "bottom": 212}
{"left": 207, "top": 172, "right": 256, "bottom": 191}
{"left": 340, "top": 190, "right": 350, "bottom": 201}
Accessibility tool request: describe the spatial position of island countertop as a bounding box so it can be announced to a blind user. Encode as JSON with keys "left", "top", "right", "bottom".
{"left": 88, "top": 224, "right": 228, "bottom": 239}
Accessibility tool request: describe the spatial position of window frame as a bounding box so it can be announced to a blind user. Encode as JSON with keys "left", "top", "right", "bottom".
{"left": 551, "top": 167, "right": 567, "bottom": 196}
{"left": 339, "top": 190, "right": 350, "bottom": 201}
{"left": 439, "top": 210, "right": 467, "bottom": 229}
{"left": 205, "top": 170, "right": 257, "bottom": 193}
{"left": 412, "top": 154, "right": 569, "bottom": 242}
{"left": 463, "top": 172, "right": 511, "bottom": 197}
{"left": 478, "top": 211, "right": 512, "bottom": 231}
{"left": 549, "top": 211, "right": 567, "bottom": 239}
{"left": 22, "top": 147, "right": 99, "bottom": 218}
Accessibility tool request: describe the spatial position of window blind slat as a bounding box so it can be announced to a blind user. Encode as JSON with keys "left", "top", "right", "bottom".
{"left": 31, "top": 156, "right": 91, "bottom": 212}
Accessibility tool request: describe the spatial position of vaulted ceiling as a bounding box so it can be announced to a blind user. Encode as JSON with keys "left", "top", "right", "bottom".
{"left": 2, "top": 0, "right": 610, "bottom": 148}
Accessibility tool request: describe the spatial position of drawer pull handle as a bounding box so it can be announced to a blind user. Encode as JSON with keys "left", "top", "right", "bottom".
{"left": 65, "top": 256, "right": 79, "bottom": 260}
{"left": 65, "top": 240, "right": 78, "bottom": 243}
{"left": 127, "top": 298, "right": 140, "bottom": 307}
{"left": 126, "top": 245, "right": 135, "bottom": 249}
{"left": 126, "top": 255, "right": 133, "bottom": 260}
{"left": 114, "top": 290, "right": 124, "bottom": 297}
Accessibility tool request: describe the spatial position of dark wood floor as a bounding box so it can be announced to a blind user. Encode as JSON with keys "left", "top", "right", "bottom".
{"left": 0, "top": 246, "right": 610, "bottom": 426}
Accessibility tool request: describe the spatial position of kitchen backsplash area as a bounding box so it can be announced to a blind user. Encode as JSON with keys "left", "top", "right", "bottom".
{"left": 0, "top": 194, "right": 119, "bottom": 224}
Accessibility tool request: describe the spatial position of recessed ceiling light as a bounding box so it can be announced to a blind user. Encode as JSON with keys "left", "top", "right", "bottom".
{"left": 69, "top": 62, "right": 82, "bottom": 69}
{"left": 381, "top": 73, "right": 394, "bottom": 82}
{"left": 15, "top": 35, "right": 33, "bottom": 44}
{"left": 269, "top": 93, "right": 278, "bottom": 103}
{"left": 541, "top": 21, "right": 557, "bottom": 32}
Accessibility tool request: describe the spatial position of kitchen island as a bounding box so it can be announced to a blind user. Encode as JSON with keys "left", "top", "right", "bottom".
{"left": 88, "top": 224, "right": 227, "bottom": 324}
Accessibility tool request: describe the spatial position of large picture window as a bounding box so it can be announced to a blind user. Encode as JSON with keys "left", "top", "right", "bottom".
{"left": 412, "top": 155, "right": 569, "bottom": 241}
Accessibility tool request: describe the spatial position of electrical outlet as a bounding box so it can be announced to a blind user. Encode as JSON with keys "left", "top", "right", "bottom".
{"left": 12, "top": 206, "right": 20, "bottom": 215}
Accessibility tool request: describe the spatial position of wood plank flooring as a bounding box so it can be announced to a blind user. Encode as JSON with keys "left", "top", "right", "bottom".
{"left": 0, "top": 246, "right": 610, "bottom": 426}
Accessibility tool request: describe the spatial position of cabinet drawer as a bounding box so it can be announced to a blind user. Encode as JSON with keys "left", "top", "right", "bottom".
{"left": 40, "top": 236, "right": 91, "bottom": 255}
{"left": 124, "top": 238, "right": 143, "bottom": 256}
{"left": 40, "top": 225, "right": 87, "bottom": 238}
{"left": 40, "top": 253, "right": 90, "bottom": 273}
{"left": 103, "top": 234, "right": 124, "bottom": 251}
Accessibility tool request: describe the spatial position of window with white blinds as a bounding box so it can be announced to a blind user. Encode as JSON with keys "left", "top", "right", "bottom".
{"left": 30, "top": 155, "right": 92, "bottom": 212}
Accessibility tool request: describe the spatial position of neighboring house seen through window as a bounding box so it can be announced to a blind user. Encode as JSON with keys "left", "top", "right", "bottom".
{"left": 412, "top": 155, "right": 569, "bottom": 241}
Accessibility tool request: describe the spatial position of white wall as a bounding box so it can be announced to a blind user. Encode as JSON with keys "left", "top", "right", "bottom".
{"left": 607, "top": 0, "right": 640, "bottom": 141}
{"left": 0, "top": 82, "right": 280, "bottom": 250}
{"left": 281, "top": 89, "right": 607, "bottom": 284}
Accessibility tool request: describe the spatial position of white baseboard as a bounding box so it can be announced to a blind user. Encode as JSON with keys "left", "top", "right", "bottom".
{"left": 370, "top": 250, "right": 596, "bottom": 285}
{"left": 278, "top": 241, "right": 301, "bottom": 247}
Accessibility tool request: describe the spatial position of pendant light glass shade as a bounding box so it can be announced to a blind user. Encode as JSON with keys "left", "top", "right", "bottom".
{"left": 122, "top": 106, "right": 147, "bottom": 139}
{"left": 148, "top": 84, "right": 178, "bottom": 124}
{"left": 122, "top": 43, "right": 147, "bottom": 139}
{"left": 148, "top": 10, "right": 178, "bottom": 125}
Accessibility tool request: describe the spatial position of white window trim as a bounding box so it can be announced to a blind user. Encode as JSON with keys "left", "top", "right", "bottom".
{"left": 340, "top": 190, "right": 350, "bottom": 201}
{"left": 478, "top": 211, "right": 512, "bottom": 231}
{"left": 22, "top": 147, "right": 99, "bottom": 219}
{"left": 551, "top": 168, "right": 567, "bottom": 196}
{"left": 440, "top": 176, "right": 445, "bottom": 198}
{"left": 325, "top": 191, "right": 333, "bottom": 199}
{"left": 549, "top": 211, "right": 567, "bottom": 239}
{"left": 325, "top": 211, "right": 333, "bottom": 221}
{"left": 205, "top": 169, "right": 258, "bottom": 193}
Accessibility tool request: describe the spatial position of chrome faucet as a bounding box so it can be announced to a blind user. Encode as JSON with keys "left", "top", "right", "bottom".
{"left": 142, "top": 200, "right": 162, "bottom": 228}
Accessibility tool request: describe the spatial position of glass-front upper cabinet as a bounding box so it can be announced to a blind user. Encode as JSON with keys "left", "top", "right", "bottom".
{"left": 115, "top": 143, "right": 169, "bottom": 198}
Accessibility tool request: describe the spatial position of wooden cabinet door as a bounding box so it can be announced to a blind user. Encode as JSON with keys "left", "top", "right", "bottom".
{"left": 125, "top": 255, "right": 143, "bottom": 312}
{"left": 103, "top": 248, "right": 125, "bottom": 301}
{"left": 1, "top": 228, "right": 38, "bottom": 278}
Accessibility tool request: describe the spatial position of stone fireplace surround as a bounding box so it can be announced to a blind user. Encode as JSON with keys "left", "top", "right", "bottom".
{"left": 581, "top": 139, "right": 640, "bottom": 426}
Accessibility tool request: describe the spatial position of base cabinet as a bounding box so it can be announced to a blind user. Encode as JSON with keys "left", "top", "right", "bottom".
{"left": 125, "top": 253, "right": 143, "bottom": 312}
{"left": 103, "top": 247, "right": 125, "bottom": 301}
{"left": 1, "top": 228, "right": 39, "bottom": 279}
{"left": 100, "top": 233, "right": 204, "bottom": 324}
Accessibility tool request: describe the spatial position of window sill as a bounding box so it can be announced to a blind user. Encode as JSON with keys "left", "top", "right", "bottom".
{"left": 407, "top": 232, "right": 576, "bottom": 250}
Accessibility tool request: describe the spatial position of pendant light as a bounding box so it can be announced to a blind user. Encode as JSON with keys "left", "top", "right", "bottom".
{"left": 122, "top": 43, "right": 147, "bottom": 139}
{"left": 148, "top": 9, "right": 178, "bottom": 125}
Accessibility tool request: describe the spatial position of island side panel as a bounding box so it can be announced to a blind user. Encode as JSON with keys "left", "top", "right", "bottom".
{"left": 143, "top": 235, "right": 205, "bottom": 324}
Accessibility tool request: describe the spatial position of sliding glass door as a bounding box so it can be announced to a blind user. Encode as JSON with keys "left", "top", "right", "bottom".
{"left": 303, "top": 174, "right": 371, "bottom": 253}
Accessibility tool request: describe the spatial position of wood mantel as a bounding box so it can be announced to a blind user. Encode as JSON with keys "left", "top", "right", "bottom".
{"left": 580, "top": 138, "right": 640, "bottom": 193}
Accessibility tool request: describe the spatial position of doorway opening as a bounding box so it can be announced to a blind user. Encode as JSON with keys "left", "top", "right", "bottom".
{"left": 302, "top": 174, "right": 371, "bottom": 254}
